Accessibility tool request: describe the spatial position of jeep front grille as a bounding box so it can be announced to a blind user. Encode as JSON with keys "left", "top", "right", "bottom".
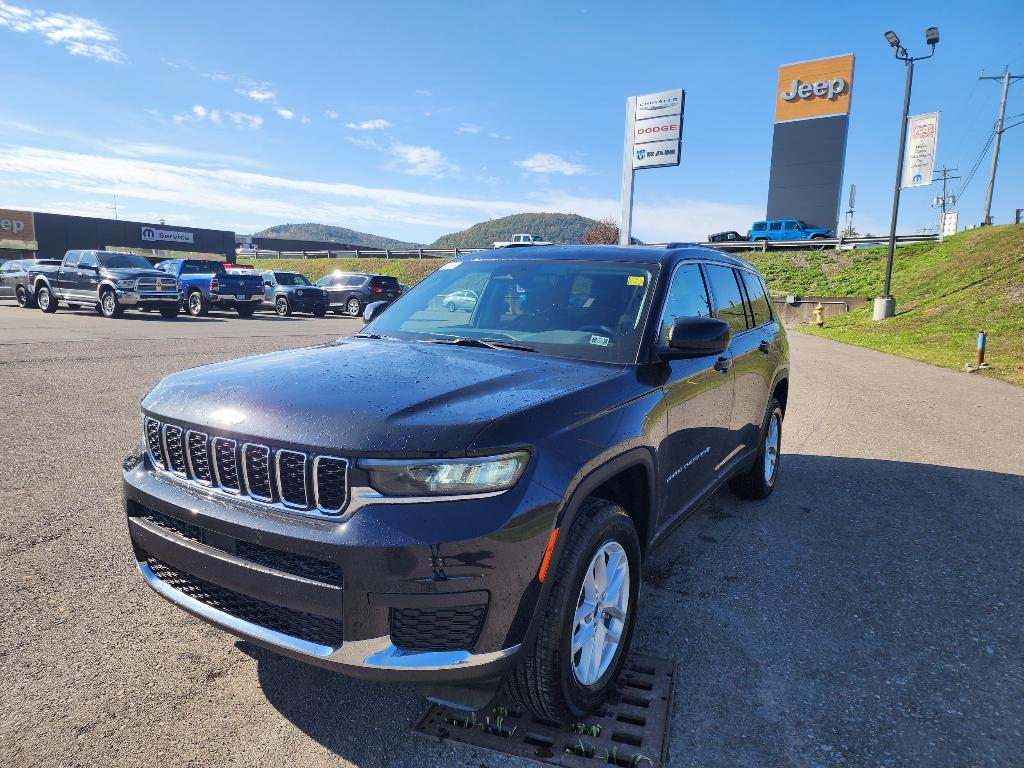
{"left": 142, "top": 417, "right": 349, "bottom": 517}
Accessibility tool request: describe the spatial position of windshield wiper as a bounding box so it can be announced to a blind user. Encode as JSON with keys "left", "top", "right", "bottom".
{"left": 425, "top": 337, "right": 536, "bottom": 352}
{"left": 353, "top": 333, "right": 399, "bottom": 340}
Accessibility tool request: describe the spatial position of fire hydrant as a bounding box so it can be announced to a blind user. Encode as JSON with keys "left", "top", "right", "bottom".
{"left": 813, "top": 302, "right": 825, "bottom": 327}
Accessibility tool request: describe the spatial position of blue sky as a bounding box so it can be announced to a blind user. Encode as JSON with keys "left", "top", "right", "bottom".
{"left": 1, "top": 0, "right": 1022, "bottom": 244}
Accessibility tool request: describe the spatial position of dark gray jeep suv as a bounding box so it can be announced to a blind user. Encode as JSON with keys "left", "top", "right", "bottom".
{"left": 123, "top": 244, "right": 789, "bottom": 720}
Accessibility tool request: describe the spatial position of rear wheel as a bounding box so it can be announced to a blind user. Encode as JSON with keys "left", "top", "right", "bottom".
{"left": 187, "top": 291, "right": 208, "bottom": 317}
{"left": 506, "top": 497, "right": 640, "bottom": 722}
{"left": 36, "top": 285, "right": 58, "bottom": 313}
{"left": 99, "top": 289, "right": 123, "bottom": 318}
{"left": 275, "top": 296, "right": 291, "bottom": 316}
{"left": 346, "top": 297, "right": 361, "bottom": 316}
{"left": 729, "top": 397, "right": 783, "bottom": 500}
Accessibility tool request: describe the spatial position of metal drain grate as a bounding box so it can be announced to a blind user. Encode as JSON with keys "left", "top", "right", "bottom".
{"left": 414, "top": 654, "right": 673, "bottom": 767}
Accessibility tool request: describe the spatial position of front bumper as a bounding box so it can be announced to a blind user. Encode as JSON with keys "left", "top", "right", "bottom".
{"left": 123, "top": 455, "right": 561, "bottom": 684}
{"left": 116, "top": 290, "right": 180, "bottom": 306}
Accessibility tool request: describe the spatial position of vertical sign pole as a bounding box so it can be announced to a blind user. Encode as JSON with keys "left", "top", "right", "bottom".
{"left": 619, "top": 96, "right": 637, "bottom": 246}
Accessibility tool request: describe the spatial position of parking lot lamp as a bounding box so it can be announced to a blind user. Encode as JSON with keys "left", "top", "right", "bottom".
{"left": 876, "top": 26, "right": 939, "bottom": 321}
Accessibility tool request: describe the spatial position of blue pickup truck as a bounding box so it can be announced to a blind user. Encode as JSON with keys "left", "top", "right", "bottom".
{"left": 156, "top": 259, "right": 263, "bottom": 317}
{"left": 748, "top": 219, "right": 832, "bottom": 242}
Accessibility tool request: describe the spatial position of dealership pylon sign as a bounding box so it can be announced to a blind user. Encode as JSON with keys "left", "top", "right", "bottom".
{"left": 619, "top": 88, "right": 685, "bottom": 244}
{"left": 902, "top": 112, "right": 939, "bottom": 188}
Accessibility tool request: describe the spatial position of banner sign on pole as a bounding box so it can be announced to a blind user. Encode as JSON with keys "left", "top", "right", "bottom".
{"left": 902, "top": 112, "right": 939, "bottom": 188}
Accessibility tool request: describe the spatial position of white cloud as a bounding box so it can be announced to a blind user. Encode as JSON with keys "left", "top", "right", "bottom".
{"left": 515, "top": 153, "right": 587, "bottom": 176}
{"left": 106, "top": 141, "right": 265, "bottom": 168}
{"left": 415, "top": 89, "right": 432, "bottom": 96}
{"left": 202, "top": 72, "right": 232, "bottom": 82}
{"left": 237, "top": 83, "right": 276, "bottom": 103}
{"left": 324, "top": 110, "right": 339, "bottom": 119}
{"left": 488, "top": 132, "right": 512, "bottom": 140}
{"left": 456, "top": 123, "right": 481, "bottom": 135}
{"left": 173, "top": 105, "right": 261, "bottom": 130}
{"left": 0, "top": 144, "right": 760, "bottom": 242}
{"left": 172, "top": 105, "right": 208, "bottom": 125}
{"left": 390, "top": 143, "right": 459, "bottom": 179}
{"left": 275, "top": 107, "right": 294, "bottom": 120}
{"left": 345, "top": 119, "right": 391, "bottom": 130}
{"left": 225, "top": 112, "right": 263, "bottom": 130}
{"left": 0, "top": 1, "right": 125, "bottom": 62}
{"left": 300, "top": 115, "right": 311, "bottom": 124}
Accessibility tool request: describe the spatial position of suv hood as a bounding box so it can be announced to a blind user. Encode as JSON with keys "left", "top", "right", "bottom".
{"left": 142, "top": 338, "right": 620, "bottom": 454}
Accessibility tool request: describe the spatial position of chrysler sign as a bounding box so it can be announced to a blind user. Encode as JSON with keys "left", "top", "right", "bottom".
{"left": 141, "top": 226, "right": 194, "bottom": 244}
{"left": 635, "top": 88, "right": 684, "bottom": 121}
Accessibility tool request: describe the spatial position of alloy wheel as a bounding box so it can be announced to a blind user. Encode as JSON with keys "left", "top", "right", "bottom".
{"left": 347, "top": 298, "right": 360, "bottom": 316}
{"left": 38, "top": 289, "right": 50, "bottom": 311}
{"left": 571, "top": 540, "right": 630, "bottom": 686}
{"left": 764, "top": 411, "right": 780, "bottom": 484}
{"left": 102, "top": 292, "right": 116, "bottom": 316}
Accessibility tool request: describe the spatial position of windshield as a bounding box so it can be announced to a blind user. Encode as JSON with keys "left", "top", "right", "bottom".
{"left": 365, "top": 257, "right": 659, "bottom": 364}
{"left": 275, "top": 272, "right": 311, "bottom": 286}
{"left": 180, "top": 260, "right": 226, "bottom": 275}
{"left": 97, "top": 253, "right": 153, "bottom": 270}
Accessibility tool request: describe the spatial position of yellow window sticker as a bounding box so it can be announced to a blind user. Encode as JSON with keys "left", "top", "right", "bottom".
{"left": 627, "top": 275, "right": 645, "bottom": 286}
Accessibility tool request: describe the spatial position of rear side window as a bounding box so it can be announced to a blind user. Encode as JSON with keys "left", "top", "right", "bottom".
{"left": 769, "top": 222, "right": 782, "bottom": 232}
{"left": 752, "top": 222, "right": 766, "bottom": 232}
{"left": 703, "top": 265, "right": 748, "bottom": 334}
{"left": 658, "top": 263, "right": 711, "bottom": 344}
{"left": 739, "top": 270, "right": 772, "bottom": 326}
{"left": 371, "top": 276, "right": 400, "bottom": 289}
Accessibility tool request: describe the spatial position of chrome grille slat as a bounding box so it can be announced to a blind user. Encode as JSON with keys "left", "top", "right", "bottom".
{"left": 137, "top": 277, "right": 178, "bottom": 293}
{"left": 163, "top": 424, "right": 187, "bottom": 475}
{"left": 242, "top": 444, "right": 273, "bottom": 501}
{"left": 143, "top": 418, "right": 345, "bottom": 516}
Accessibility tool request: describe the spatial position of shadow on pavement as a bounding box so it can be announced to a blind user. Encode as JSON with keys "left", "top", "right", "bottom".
{"left": 243, "top": 454, "right": 1024, "bottom": 766}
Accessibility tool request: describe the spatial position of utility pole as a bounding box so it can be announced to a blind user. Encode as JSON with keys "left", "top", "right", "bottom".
{"left": 932, "top": 164, "right": 960, "bottom": 217}
{"left": 979, "top": 67, "right": 1023, "bottom": 226}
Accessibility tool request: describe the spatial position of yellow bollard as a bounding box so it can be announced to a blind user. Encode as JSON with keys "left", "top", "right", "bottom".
{"left": 813, "top": 302, "right": 825, "bottom": 327}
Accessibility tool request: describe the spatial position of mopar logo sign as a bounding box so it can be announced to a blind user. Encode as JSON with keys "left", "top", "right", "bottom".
{"left": 141, "top": 226, "right": 194, "bottom": 244}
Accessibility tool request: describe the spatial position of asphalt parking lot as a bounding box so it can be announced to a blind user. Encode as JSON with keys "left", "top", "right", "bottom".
{"left": 1, "top": 303, "right": 1022, "bottom": 767}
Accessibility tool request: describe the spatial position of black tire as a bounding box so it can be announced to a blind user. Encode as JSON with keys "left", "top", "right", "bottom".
{"left": 236, "top": 305, "right": 256, "bottom": 318}
{"left": 36, "top": 284, "right": 58, "bottom": 313}
{"left": 312, "top": 307, "right": 328, "bottom": 318}
{"left": 99, "top": 288, "right": 123, "bottom": 318}
{"left": 186, "top": 290, "right": 208, "bottom": 317}
{"left": 346, "top": 297, "right": 361, "bottom": 316}
{"left": 446, "top": 301, "right": 457, "bottom": 313}
{"left": 16, "top": 285, "right": 31, "bottom": 308}
{"left": 729, "top": 397, "right": 783, "bottom": 500}
{"left": 506, "top": 497, "right": 641, "bottom": 722}
{"left": 275, "top": 296, "right": 291, "bottom": 316}
{"left": 159, "top": 306, "right": 180, "bottom": 318}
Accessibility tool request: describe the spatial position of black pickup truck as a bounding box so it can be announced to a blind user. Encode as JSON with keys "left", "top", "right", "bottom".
{"left": 32, "top": 250, "right": 181, "bottom": 318}
{"left": 123, "top": 244, "right": 789, "bottom": 720}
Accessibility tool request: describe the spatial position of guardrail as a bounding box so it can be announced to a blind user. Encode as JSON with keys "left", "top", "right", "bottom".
{"left": 238, "top": 233, "right": 939, "bottom": 261}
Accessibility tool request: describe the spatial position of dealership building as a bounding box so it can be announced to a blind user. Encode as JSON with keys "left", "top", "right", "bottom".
{"left": 0, "top": 208, "right": 236, "bottom": 264}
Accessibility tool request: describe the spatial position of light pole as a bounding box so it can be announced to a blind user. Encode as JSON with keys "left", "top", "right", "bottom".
{"left": 875, "top": 26, "right": 939, "bottom": 321}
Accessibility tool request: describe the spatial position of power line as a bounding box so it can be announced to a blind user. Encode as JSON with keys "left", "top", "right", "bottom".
{"left": 958, "top": 125, "right": 996, "bottom": 200}
{"left": 978, "top": 66, "right": 1024, "bottom": 225}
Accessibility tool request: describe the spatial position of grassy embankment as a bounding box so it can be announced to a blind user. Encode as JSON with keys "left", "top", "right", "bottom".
{"left": 746, "top": 225, "right": 1024, "bottom": 387}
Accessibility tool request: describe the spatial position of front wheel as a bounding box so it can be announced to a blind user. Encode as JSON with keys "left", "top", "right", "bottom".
{"left": 729, "top": 397, "right": 783, "bottom": 500}
{"left": 99, "top": 289, "right": 123, "bottom": 318}
{"left": 275, "top": 296, "right": 291, "bottom": 316}
{"left": 506, "top": 497, "right": 640, "bottom": 722}
{"left": 446, "top": 301, "right": 457, "bottom": 312}
{"left": 37, "top": 285, "right": 58, "bottom": 313}
{"left": 16, "top": 285, "right": 31, "bottom": 308}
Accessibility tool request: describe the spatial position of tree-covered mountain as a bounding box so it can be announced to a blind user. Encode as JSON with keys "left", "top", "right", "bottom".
{"left": 427, "top": 213, "right": 599, "bottom": 249}
{"left": 253, "top": 223, "right": 421, "bottom": 250}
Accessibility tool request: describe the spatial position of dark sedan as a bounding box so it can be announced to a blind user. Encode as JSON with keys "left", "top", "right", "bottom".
{"left": 0, "top": 258, "right": 61, "bottom": 308}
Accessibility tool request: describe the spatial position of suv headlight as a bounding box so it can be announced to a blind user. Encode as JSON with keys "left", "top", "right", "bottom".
{"left": 359, "top": 451, "right": 529, "bottom": 496}
{"left": 116, "top": 279, "right": 136, "bottom": 289}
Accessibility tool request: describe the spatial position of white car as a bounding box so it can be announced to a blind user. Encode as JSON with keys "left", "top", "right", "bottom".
{"left": 441, "top": 289, "right": 478, "bottom": 312}
{"left": 493, "top": 233, "right": 553, "bottom": 248}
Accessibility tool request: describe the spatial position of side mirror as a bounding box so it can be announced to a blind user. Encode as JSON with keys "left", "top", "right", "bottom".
{"left": 363, "top": 301, "right": 389, "bottom": 323}
{"left": 658, "top": 316, "right": 730, "bottom": 360}
{"left": 263, "top": 280, "right": 273, "bottom": 287}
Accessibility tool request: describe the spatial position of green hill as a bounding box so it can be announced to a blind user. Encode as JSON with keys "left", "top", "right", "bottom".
{"left": 254, "top": 223, "right": 421, "bottom": 250}
{"left": 427, "top": 212, "right": 598, "bottom": 249}
{"left": 751, "top": 225, "right": 1024, "bottom": 387}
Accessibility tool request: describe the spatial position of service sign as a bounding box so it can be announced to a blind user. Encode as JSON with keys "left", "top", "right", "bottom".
{"left": 634, "top": 114, "right": 680, "bottom": 145}
{"left": 902, "top": 112, "right": 939, "bottom": 188}
{"left": 633, "top": 139, "right": 679, "bottom": 169}
{"left": 141, "top": 226, "right": 195, "bottom": 244}
{"left": 635, "top": 88, "right": 684, "bottom": 121}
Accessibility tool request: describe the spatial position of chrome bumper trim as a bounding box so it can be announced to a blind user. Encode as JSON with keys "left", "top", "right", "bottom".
{"left": 139, "top": 561, "right": 519, "bottom": 671}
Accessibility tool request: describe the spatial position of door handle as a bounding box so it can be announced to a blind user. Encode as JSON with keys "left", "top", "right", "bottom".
{"left": 714, "top": 356, "right": 732, "bottom": 374}
{"left": 758, "top": 340, "right": 771, "bottom": 355}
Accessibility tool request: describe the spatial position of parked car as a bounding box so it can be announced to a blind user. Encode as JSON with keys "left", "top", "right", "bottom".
{"left": 260, "top": 271, "right": 329, "bottom": 316}
{"left": 31, "top": 250, "right": 181, "bottom": 318}
{"left": 748, "top": 219, "right": 832, "bottom": 242}
{"left": 0, "top": 258, "right": 61, "bottom": 308}
{"left": 441, "top": 289, "right": 479, "bottom": 312}
{"left": 314, "top": 272, "right": 402, "bottom": 316}
{"left": 156, "top": 258, "right": 264, "bottom": 317}
{"left": 708, "top": 231, "right": 748, "bottom": 243}
{"left": 493, "top": 233, "right": 553, "bottom": 248}
{"left": 124, "top": 244, "right": 789, "bottom": 720}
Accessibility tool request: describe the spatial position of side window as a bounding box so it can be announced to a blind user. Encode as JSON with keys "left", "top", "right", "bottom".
{"left": 63, "top": 251, "right": 80, "bottom": 267}
{"left": 769, "top": 222, "right": 782, "bottom": 232}
{"left": 739, "top": 270, "right": 772, "bottom": 326}
{"left": 78, "top": 252, "right": 97, "bottom": 269}
{"left": 752, "top": 222, "right": 766, "bottom": 232}
{"left": 703, "top": 265, "right": 748, "bottom": 335}
{"left": 658, "top": 263, "right": 711, "bottom": 344}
